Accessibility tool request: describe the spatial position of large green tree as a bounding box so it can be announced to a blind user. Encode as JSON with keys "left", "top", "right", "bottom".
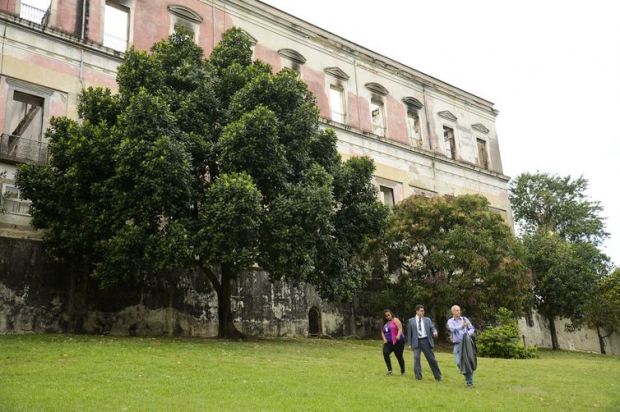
{"left": 509, "top": 172, "right": 610, "bottom": 349}
{"left": 573, "top": 268, "right": 620, "bottom": 354}
{"left": 524, "top": 232, "right": 610, "bottom": 349}
{"left": 16, "top": 28, "right": 388, "bottom": 338}
{"left": 380, "top": 194, "right": 532, "bottom": 339}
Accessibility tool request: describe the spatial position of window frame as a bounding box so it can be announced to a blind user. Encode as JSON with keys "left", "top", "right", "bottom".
{"left": 379, "top": 185, "right": 395, "bottom": 207}
{"left": 443, "top": 125, "right": 456, "bottom": 160}
{"left": 476, "top": 137, "right": 489, "bottom": 169}
{"left": 103, "top": 0, "right": 133, "bottom": 52}
{"left": 329, "top": 85, "right": 346, "bottom": 124}
{"left": 3, "top": 80, "right": 53, "bottom": 141}
{"left": 168, "top": 5, "right": 203, "bottom": 43}
{"left": 375, "top": 177, "right": 401, "bottom": 207}
{"left": 1, "top": 183, "right": 31, "bottom": 215}
{"left": 2, "top": 78, "right": 53, "bottom": 164}
{"left": 278, "top": 49, "right": 306, "bottom": 76}
{"left": 407, "top": 111, "right": 422, "bottom": 149}
{"left": 371, "top": 99, "right": 386, "bottom": 137}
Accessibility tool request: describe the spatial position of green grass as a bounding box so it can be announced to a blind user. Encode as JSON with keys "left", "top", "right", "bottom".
{"left": 1, "top": 335, "right": 619, "bottom": 411}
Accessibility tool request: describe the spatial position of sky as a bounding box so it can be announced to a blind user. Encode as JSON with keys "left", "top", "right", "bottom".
{"left": 261, "top": 0, "right": 620, "bottom": 267}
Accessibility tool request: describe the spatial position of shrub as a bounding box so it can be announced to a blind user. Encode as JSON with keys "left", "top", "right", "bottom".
{"left": 477, "top": 307, "right": 538, "bottom": 359}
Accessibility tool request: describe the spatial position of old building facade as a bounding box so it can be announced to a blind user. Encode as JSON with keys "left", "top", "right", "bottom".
{"left": 2, "top": 0, "right": 614, "bottom": 353}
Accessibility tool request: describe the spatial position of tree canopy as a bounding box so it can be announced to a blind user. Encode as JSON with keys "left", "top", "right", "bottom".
{"left": 575, "top": 268, "right": 620, "bottom": 354}
{"left": 16, "top": 27, "right": 389, "bottom": 338}
{"left": 376, "top": 193, "right": 532, "bottom": 338}
{"left": 509, "top": 172, "right": 610, "bottom": 349}
{"left": 509, "top": 172, "right": 608, "bottom": 244}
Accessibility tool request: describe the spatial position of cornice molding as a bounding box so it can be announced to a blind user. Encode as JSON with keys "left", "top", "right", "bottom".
{"left": 402, "top": 96, "right": 423, "bottom": 110}
{"left": 7, "top": 78, "right": 55, "bottom": 97}
{"left": 278, "top": 48, "right": 307, "bottom": 64}
{"left": 472, "top": 123, "right": 490, "bottom": 134}
{"left": 365, "top": 82, "right": 389, "bottom": 96}
{"left": 167, "top": 5, "right": 203, "bottom": 24}
{"left": 324, "top": 66, "right": 350, "bottom": 81}
{"left": 438, "top": 110, "right": 457, "bottom": 122}
{"left": 239, "top": 28, "right": 258, "bottom": 45}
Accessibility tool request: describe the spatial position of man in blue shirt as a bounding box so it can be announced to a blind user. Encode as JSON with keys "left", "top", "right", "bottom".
{"left": 447, "top": 305, "right": 476, "bottom": 387}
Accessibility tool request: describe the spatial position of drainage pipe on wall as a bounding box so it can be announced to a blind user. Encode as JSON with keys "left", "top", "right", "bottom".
{"left": 78, "top": 0, "right": 86, "bottom": 91}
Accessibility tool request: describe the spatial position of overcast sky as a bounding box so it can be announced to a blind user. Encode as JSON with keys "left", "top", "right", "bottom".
{"left": 261, "top": 0, "right": 620, "bottom": 267}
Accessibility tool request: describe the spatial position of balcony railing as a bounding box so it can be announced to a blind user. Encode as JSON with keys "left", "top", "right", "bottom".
{"left": 104, "top": 32, "right": 128, "bottom": 52}
{"left": 0, "top": 134, "right": 48, "bottom": 164}
{"left": 1, "top": 197, "right": 31, "bottom": 215}
{"left": 19, "top": 3, "right": 48, "bottom": 25}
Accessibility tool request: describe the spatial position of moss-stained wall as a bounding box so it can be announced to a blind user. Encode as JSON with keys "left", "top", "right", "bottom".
{"left": 0, "top": 237, "right": 370, "bottom": 338}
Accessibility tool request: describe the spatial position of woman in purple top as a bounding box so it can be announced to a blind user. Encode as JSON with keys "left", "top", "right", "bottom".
{"left": 381, "top": 309, "right": 406, "bottom": 376}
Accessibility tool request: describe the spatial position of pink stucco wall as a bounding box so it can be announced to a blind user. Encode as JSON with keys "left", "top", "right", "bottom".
{"left": 357, "top": 96, "right": 371, "bottom": 134}
{"left": 0, "top": 0, "right": 18, "bottom": 15}
{"left": 347, "top": 91, "right": 360, "bottom": 130}
{"left": 386, "top": 95, "right": 408, "bottom": 145}
{"left": 254, "top": 44, "right": 281, "bottom": 71}
{"left": 303, "top": 67, "right": 328, "bottom": 118}
{"left": 88, "top": 0, "right": 103, "bottom": 43}
{"left": 55, "top": 0, "right": 80, "bottom": 36}
{"left": 132, "top": 1, "right": 168, "bottom": 51}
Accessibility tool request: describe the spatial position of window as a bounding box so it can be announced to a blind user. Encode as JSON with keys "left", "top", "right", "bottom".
{"left": 1, "top": 184, "right": 30, "bottom": 215}
{"left": 329, "top": 86, "right": 346, "bottom": 124}
{"left": 104, "top": 2, "right": 130, "bottom": 52}
{"left": 7, "top": 91, "right": 44, "bottom": 141}
{"left": 278, "top": 49, "right": 306, "bottom": 75}
{"left": 407, "top": 112, "right": 422, "bottom": 149}
{"left": 19, "top": 0, "right": 51, "bottom": 24}
{"left": 477, "top": 138, "right": 489, "bottom": 169}
{"left": 443, "top": 126, "right": 456, "bottom": 160}
{"left": 168, "top": 5, "right": 202, "bottom": 42}
{"left": 2, "top": 80, "right": 51, "bottom": 164}
{"left": 379, "top": 186, "right": 394, "bottom": 207}
{"left": 371, "top": 100, "right": 386, "bottom": 137}
{"left": 173, "top": 24, "right": 195, "bottom": 41}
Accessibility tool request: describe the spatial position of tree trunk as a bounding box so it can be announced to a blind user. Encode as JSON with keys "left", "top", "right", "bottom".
{"left": 167, "top": 277, "right": 174, "bottom": 337}
{"left": 217, "top": 263, "right": 244, "bottom": 339}
{"left": 596, "top": 326, "right": 606, "bottom": 355}
{"left": 547, "top": 315, "right": 560, "bottom": 350}
{"left": 66, "top": 265, "right": 89, "bottom": 333}
{"left": 430, "top": 308, "right": 448, "bottom": 343}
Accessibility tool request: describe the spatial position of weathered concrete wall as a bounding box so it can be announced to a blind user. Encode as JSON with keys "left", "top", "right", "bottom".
{"left": 518, "top": 312, "right": 620, "bottom": 356}
{"left": 0, "top": 237, "right": 369, "bottom": 338}
{"left": 0, "top": 237, "right": 66, "bottom": 333}
{"left": 3, "top": 237, "right": 617, "bottom": 355}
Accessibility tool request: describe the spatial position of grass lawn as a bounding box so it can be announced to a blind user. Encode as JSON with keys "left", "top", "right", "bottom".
{"left": 1, "top": 334, "right": 619, "bottom": 411}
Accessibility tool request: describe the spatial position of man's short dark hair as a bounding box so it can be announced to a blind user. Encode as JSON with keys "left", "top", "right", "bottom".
{"left": 415, "top": 304, "right": 424, "bottom": 311}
